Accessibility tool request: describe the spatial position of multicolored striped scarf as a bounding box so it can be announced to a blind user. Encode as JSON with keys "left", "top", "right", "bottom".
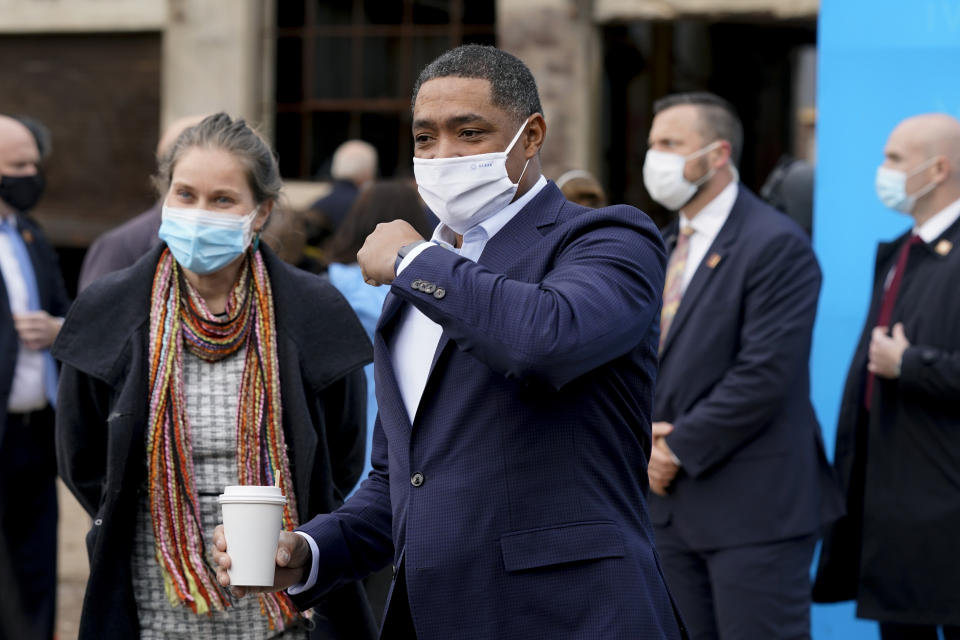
{"left": 146, "top": 247, "right": 301, "bottom": 629}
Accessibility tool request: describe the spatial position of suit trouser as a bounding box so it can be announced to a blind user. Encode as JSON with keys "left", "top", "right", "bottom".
{"left": 655, "top": 522, "right": 816, "bottom": 640}
{"left": 379, "top": 560, "right": 418, "bottom": 640}
{"left": 879, "top": 622, "right": 960, "bottom": 640}
{"left": 0, "top": 407, "right": 58, "bottom": 640}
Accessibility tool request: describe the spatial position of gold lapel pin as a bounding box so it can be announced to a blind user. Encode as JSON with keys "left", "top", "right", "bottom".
{"left": 935, "top": 239, "right": 953, "bottom": 256}
{"left": 706, "top": 253, "right": 722, "bottom": 269}
{"left": 21, "top": 229, "right": 34, "bottom": 244}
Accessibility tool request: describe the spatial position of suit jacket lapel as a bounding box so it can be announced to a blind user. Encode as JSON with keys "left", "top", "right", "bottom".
{"left": 377, "top": 291, "right": 404, "bottom": 333}
{"left": 381, "top": 182, "right": 567, "bottom": 428}
{"left": 425, "top": 182, "right": 566, "bottom": 378}
{"left": 659, "top": 191, "right": 745, "bottom": 359}
{"left": 15, "top": 214, "right": 48, "bottom": 308}
{"left": 374, "top": 292, "right": 415, "bottom": 432}
{"left": 476, "top": 182, "right": 564, "bottom": 273}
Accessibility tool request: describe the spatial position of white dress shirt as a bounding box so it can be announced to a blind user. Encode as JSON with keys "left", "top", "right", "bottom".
{"left": 677, "top": 181, "right": 739, "bottom": 292}
{"left": 881, "top": 197, "right": 960, "bottom": 291}
{"left": 915, "top": 196, "right": 960, "bottom": 243}
{"left": 389, "top": 175, "right": 548, "bottom": 424}
{"left": 289, "top": 175, "right": 549, "bottom": 596}
{"left": 0, "top": 214, "right": 47, "bottom": 412}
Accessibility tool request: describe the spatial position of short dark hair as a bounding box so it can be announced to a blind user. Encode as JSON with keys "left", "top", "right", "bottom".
{"left": 15, "top": 116, "right": 52, "bottom": 162}
{"left": 653, "top": 92, "right": 743, "bottom": 166}
{"left": 412, "top": 44, "right": 543, "bottom": 124}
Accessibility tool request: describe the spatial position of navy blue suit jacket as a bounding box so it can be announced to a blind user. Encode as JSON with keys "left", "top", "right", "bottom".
{"left": 293, "top": 182, "right": 683, "bottom": 639}
{"left": 649, "top": 185, "right": 843, "bottom": 549}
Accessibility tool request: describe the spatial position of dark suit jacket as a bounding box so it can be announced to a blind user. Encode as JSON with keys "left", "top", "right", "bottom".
{"left": 310, "top": 180, "right": 359, "bottom": 230}
{"left": 0, "top": 213, "right": 70, "bottom": 436}
{"left": 53, "top": 244, "right": 377, "bottom": 639}
{"left": 814, "top": 215, "right": 960, "bottom": 626}
{"left": 77, "top": 204, "right": 161, "bottom": 292}
{"left": 649, "top": 185, "right": 842, "bottom": 550}
{"left": 292, "top": 182, "right": 684, "bottom": 639}
{"left": 0, "top": 213, "right": 69, "bottom": 639}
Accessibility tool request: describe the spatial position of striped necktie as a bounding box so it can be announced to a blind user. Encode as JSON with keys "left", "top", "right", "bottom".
{"left": 659, "top": 225, "right": 694, "bottom": 353}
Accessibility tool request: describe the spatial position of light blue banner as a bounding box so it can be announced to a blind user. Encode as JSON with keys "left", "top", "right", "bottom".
{"left": 812, "top": 0, "right": 960, "bottom": 637}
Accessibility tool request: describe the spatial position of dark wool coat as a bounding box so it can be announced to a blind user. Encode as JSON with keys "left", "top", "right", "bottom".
{"left": 814, "top": 215, "right": 960, "bottom": 626}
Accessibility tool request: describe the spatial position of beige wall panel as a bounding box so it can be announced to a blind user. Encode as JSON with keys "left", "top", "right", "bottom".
{"left": 497, "top": 0, "right": 604, "bottom": 182}
{"left": 0, "top": 0, "right": 166, "bottom": 32}
{"left": 161, "top": 0, "right": 269, "bottom": 131}
{"left": 594, "top": 0, "right": 818, "bottom": 21}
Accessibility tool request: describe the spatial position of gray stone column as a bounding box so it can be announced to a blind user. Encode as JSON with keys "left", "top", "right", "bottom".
{"left": 161, "top": 0, "right": 274, "bottom": 133}
{"left": 497, "top": 0, "right": 603, "bottom": 182}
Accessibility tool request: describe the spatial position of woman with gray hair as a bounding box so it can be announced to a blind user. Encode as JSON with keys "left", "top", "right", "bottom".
{"left": 53, "top": 113, "right": 377, "bottom": 639}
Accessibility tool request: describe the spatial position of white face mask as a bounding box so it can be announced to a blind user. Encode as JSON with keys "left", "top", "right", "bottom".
{"left": 413, "top": 118, "right": 530, "bottom": 235}
{"left": 875, "top": 157, "right": 938, "bottom": 214}
{"left": 642, "top": 141, "right": 722, "bottom": 211}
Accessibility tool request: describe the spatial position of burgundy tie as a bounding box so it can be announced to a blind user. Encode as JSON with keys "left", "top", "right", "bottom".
{"left": 864, "top": 234, "right": 923, "bottom": 408}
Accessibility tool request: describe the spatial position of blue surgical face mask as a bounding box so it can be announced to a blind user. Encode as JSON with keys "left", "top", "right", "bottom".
{"left": 875, "top": 157, "right": 938, "bottom": 214}
{"left": 158, "top": 204, "right": 259, "bottom": 275}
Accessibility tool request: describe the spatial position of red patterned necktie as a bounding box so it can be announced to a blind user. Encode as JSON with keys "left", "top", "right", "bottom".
{"left": 863, "top": 233, "right": 923, "bottom": 408}
{"left": 659, "top": 226, "right": 695, "bottom": 353}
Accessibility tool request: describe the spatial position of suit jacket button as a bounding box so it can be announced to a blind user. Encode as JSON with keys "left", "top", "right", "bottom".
{"left": 410, "top": 472, "right": 424, "bottom": 487}
{"left": 411, "top": 279, "right": 422, "bottom": 290}
{"left": 423, "top": 283, "right": 437, "bottom": 294}
{"left": 433, "top": 287, "right": 446, "bottom": 299}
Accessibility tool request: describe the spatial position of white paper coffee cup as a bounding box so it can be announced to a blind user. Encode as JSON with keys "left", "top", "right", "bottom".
{"left": 218, "top": 485, "right": 287, "bottom": 587}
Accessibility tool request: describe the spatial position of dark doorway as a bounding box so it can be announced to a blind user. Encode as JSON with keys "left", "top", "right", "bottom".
{"left": 603, "top": 19, "right": 816, "bottom": 227}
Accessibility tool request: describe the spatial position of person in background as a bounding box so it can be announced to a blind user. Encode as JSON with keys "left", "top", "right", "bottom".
{"left": 643, "top": 92, "right": 842, "bottom": 639}
{"left": 555, "top": 168, "right": 607, "bottom": 208}
{"left": 77, "top": 114, "right": 207, "bottom": 292}
{"left": 323, "top": 179, "right": 433, "bottom": 497}
{"left": 0, "top": 113, "right": 70, "bottom": 640}
{"left": 15, "top": 116, "right": 53, "bottom": 164}
{"left": 214, "top": 44, "right": 684, "bottom": 640}
{"left": 259, "top": 202, "right": 317, "bottom": 271}
{"left": 761, "top": 154, "right": 814, "bottom": 236}
{"left": 814, "top": 113, "right": 960, "bottom": 640}
{"left": 304, "top": 140, "right": 378, "bottom": 252}
{"left": 320, "top": 178, "right": 432, "bottom": 624}
{"left": 54, "top": 113, "right": 376, "bottom": 640}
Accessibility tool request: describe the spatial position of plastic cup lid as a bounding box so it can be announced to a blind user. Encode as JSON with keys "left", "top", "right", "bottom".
{"left": 218, "top": 484, "right": 287, "bottom": 505}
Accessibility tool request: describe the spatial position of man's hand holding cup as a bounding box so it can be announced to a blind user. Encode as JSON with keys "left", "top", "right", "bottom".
{"left": 213, "top": 484, "right": 312, "bottom": 598}
{"left": 212, "top": 525, "right": 311, "bottom": 597}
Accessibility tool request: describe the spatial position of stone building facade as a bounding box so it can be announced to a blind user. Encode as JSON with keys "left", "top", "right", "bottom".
{"left": 0, "top": 0, "right": 818, "bottom": 247}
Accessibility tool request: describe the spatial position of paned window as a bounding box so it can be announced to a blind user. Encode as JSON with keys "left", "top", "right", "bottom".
{"left": 275, "top": 0, "right": 496, "bottom": 179}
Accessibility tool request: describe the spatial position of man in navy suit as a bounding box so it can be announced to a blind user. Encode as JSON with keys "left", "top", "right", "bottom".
{"left": 0, "top": 114, "right": 70, "bottom": 640}
{"left": 215, "top": 45, "right": 684, "bottom": 639}
{"left": 643, "top": 93, "right": 843, "bottom": 639}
